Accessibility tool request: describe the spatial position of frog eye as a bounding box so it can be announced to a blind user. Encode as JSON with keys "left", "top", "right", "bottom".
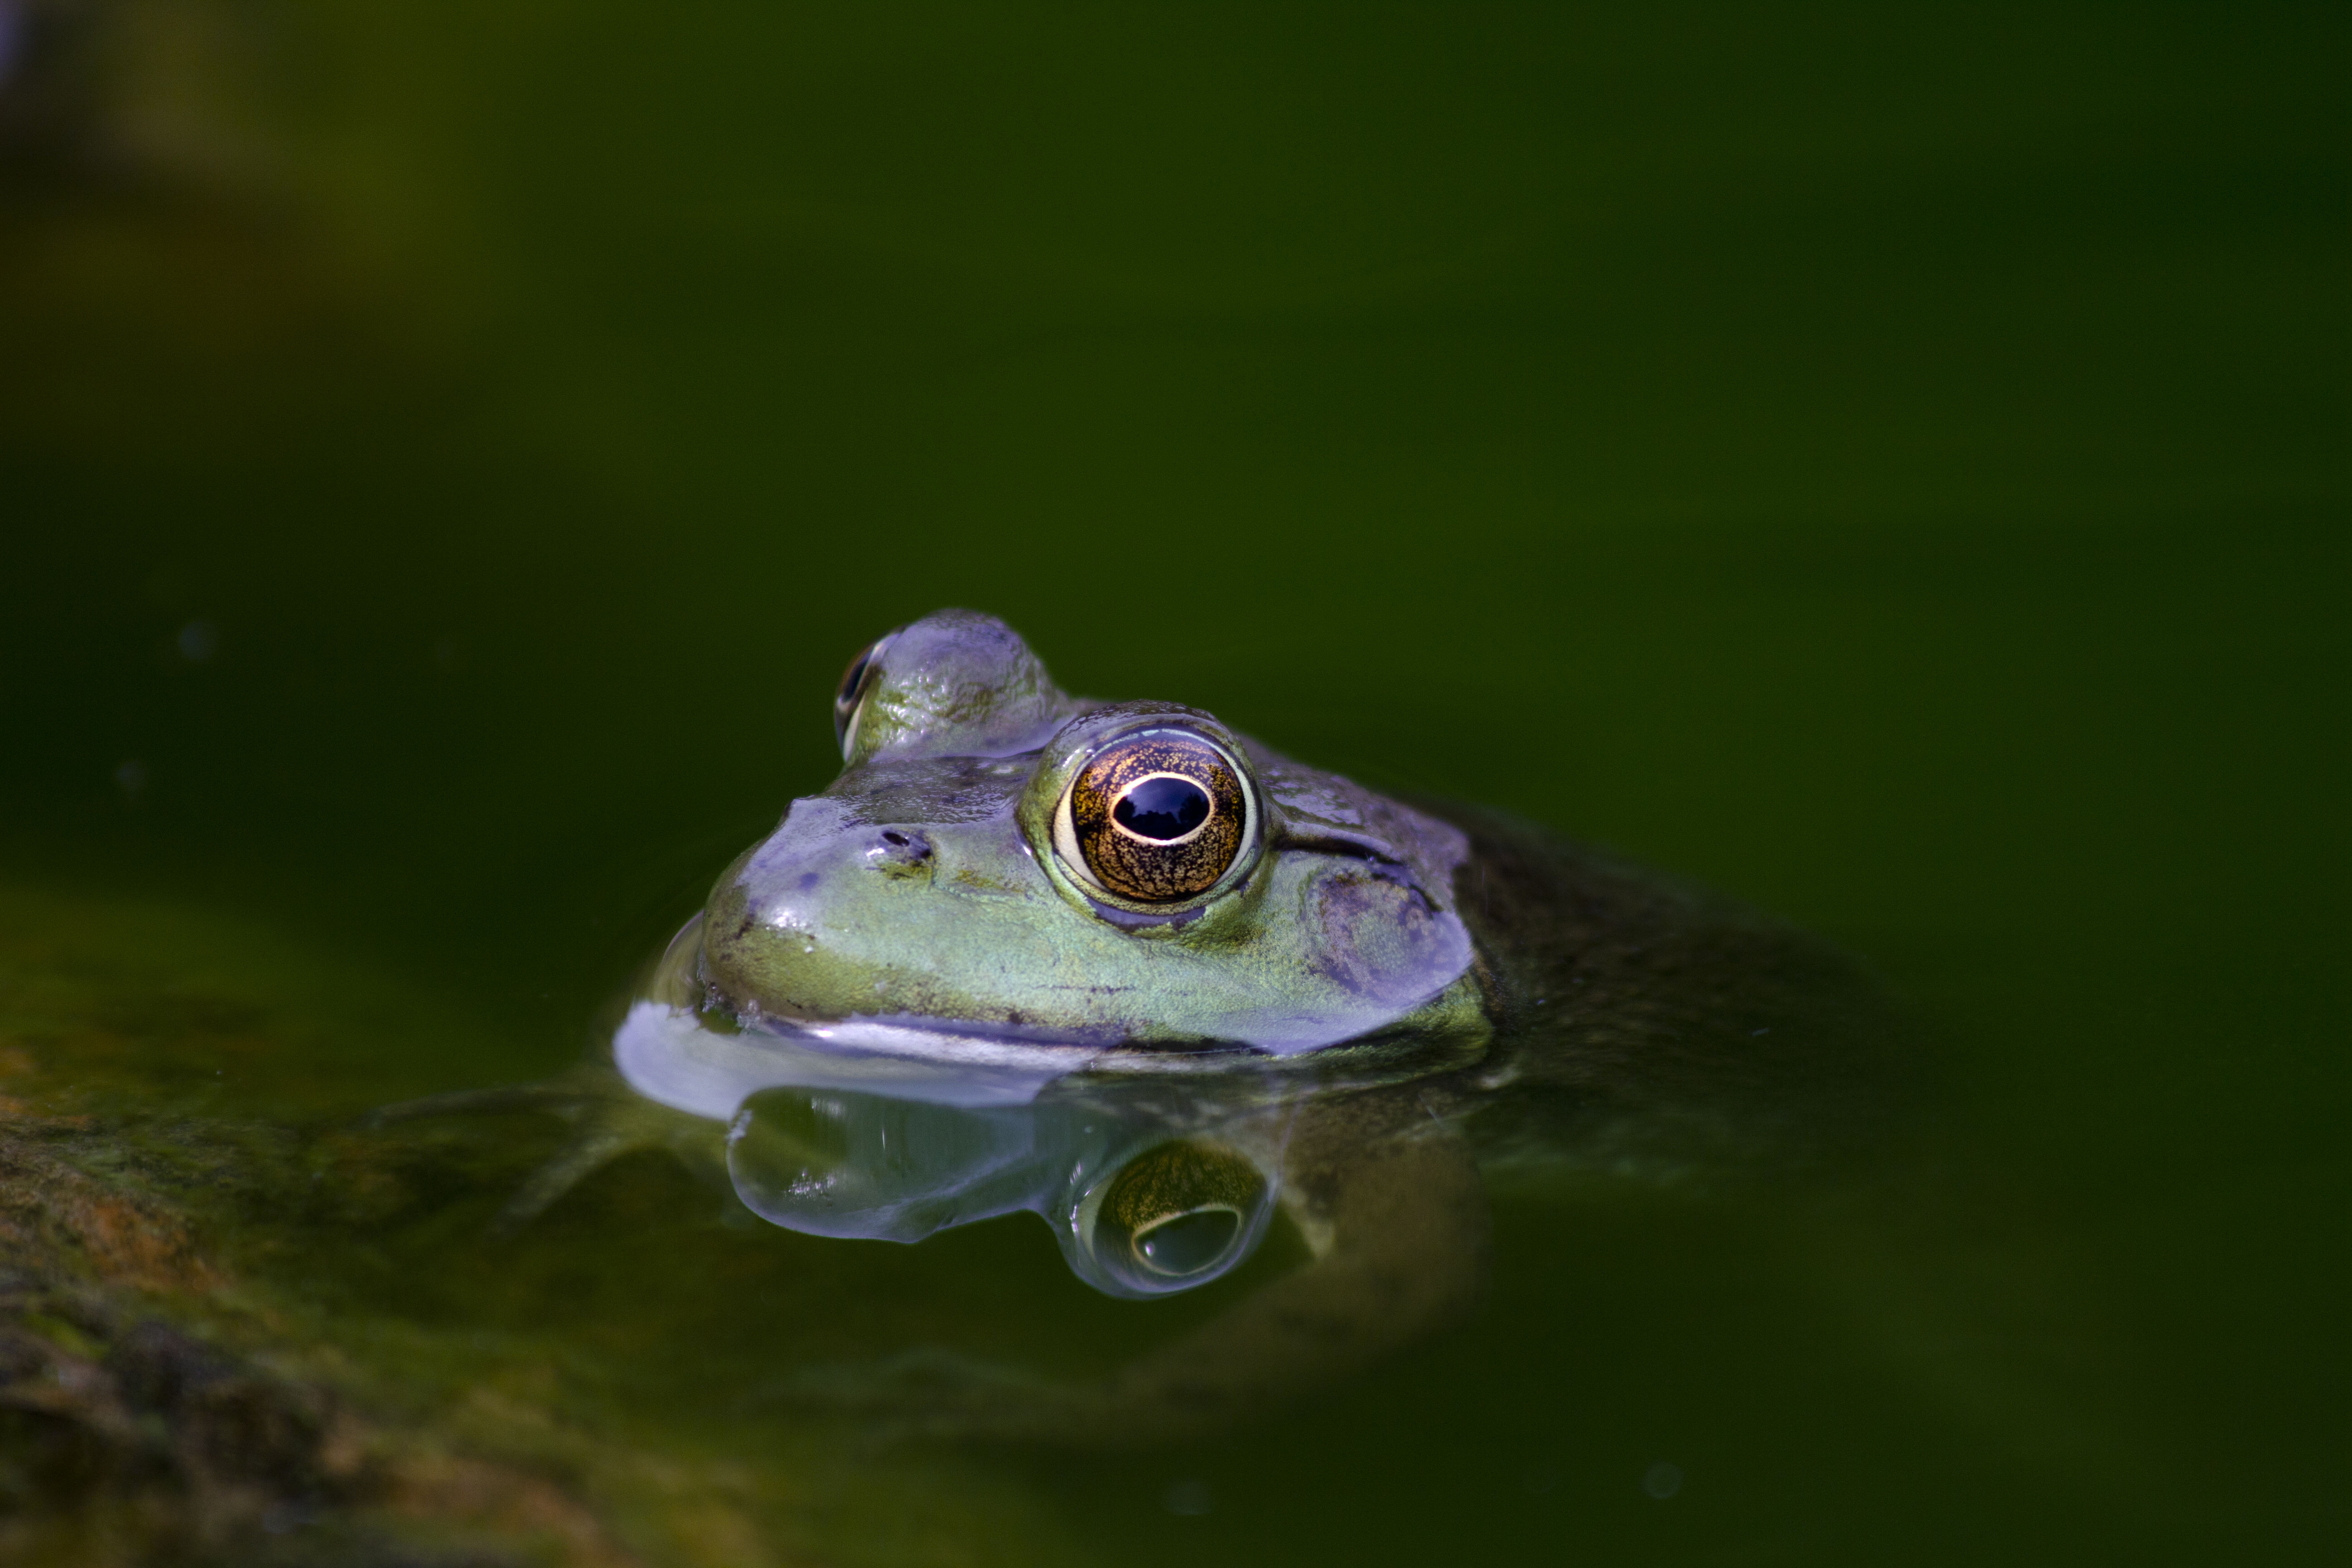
{"left": 1053, "top": 730, "right": 1252, "bottom": 903}
{"left": 831, "top": 628, "right": 900, "bottom": 760}
{"left": 1088, "top": 1140, "right": 1270, "bottom": 1294}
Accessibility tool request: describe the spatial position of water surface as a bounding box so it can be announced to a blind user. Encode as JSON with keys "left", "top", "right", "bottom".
{"left": 1, "top": 4, "right": 2346, "bottom": 1563}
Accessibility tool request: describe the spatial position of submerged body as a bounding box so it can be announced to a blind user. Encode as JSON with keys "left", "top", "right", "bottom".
{"left": 552, "top": 611, "right": 1888, "bottom": 1439}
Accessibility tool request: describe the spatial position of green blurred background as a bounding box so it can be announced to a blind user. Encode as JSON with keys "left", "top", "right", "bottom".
{"left": 1, "top": 1, "right": 2346, "bottom": 1562}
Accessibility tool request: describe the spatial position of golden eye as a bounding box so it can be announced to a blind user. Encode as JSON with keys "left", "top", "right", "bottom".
{"left": 1057, "top": 730, "right": 1249, "bottom": 902}
{"left": 832, "top": 629, "right": 899, "bottom": 760}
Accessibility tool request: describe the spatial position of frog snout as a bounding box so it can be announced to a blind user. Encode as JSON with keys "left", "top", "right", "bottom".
{"left": 707, "top": 825, "right": 939, "bottom": 1017}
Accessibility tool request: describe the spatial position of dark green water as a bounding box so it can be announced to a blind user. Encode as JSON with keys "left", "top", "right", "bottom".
{"left": 2, "top": 3, "right": 2346, "bottom": 1563}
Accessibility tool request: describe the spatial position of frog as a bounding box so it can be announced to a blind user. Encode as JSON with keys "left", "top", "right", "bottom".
{"left": 390, "top": 608, "right": 1887, "bottom": 1443}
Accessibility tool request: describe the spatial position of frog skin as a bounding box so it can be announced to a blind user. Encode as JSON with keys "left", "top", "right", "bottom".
{"left": 399, "top": 610, "right": 1883, "bottom": 1443}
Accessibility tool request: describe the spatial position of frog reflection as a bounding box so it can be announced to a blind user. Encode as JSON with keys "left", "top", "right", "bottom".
{"left": 726, "top": 1086, "right": 1282, "bottom": 1299}
{"left": 507, "top": 609, "right": 1885, "bottom": 1441}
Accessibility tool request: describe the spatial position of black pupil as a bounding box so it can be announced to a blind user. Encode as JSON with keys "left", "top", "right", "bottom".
{"left": 1114, "top": 776, "right": 1211, "bottom": 841}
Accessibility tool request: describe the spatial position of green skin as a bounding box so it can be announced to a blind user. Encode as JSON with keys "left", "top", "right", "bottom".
{"left": 594, "top": 610, "right": 1890, "bottom": 1442}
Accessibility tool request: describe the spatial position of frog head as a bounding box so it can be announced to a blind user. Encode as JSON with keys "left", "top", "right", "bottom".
{"left": 696, "top": 610, "right": 1485, "bottom": 1058}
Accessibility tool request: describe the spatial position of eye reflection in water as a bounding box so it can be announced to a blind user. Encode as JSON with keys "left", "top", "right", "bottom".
{"left": 1094, "top": 1140, "right": 1266, "bottom": 1285}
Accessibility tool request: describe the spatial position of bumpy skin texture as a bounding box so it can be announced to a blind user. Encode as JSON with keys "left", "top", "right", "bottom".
{"left": 699, "top": 613, "right": 1487, "bottom": 1057}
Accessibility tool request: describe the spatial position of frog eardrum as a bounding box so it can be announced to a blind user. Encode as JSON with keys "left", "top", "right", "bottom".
{"left": 1054, "top": 730, "right": 1251, "bottom": 902}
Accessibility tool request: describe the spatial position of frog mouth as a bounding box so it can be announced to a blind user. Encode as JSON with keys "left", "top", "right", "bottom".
{"left": 764, "top": 1009, "right": 1242, "bottom": 1060}
{"left": 610, "top": 999, "right": 1262, "bottom": 1120}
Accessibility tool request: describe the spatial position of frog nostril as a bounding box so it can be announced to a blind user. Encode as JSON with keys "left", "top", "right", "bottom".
{"left": 874, "top": 829, "right": 933, "bottom": 864}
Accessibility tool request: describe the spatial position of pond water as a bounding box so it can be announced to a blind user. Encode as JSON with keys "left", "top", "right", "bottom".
{"left": 1, "top": 4, "right": 2346, "bottom": 1564}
